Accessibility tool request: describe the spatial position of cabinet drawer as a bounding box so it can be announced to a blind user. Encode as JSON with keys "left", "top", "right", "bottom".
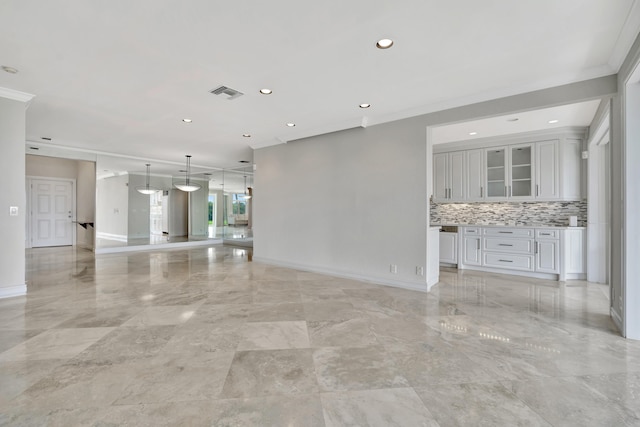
{"left": 483, "top": 227, "right": 534, "bottom": 237}
{"left": 535, "top": 229, "right": 559, "bottom": 239}
{"left": 484, "top": 237, "right": 533, "bottom": 254}
{"left": 484, "top": 253, "right": 534, "bottom": 271}
{"left": 463, "top": 227, "right": 481, "bottom": 235}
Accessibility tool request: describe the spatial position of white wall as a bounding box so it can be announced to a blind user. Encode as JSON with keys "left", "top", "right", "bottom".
{"left": 189, "top": 180, "right": 209, "bottom": 237}
{"left": 127, "top": 174, "right": 151, "bottom": 239}
{"left": 26, "top": 155, "right": 78, "bottom": 179}
{"left": 254, "top": 75, "right": 617, "bottom": 292}
{"left": 96, "top": 175, "right": 129, "bottom": 240}
{"left": 0, "top": 95, "right": 29, "bottom": 298}
{"left": 255, "top": 124, "right": 427, "bottom": 290}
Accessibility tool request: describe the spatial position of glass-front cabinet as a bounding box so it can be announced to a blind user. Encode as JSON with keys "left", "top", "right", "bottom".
{"left": 510, "top": 145, "right": 533, "bottom": 198}
{"left": 485, "top": 144, "right": 534, "bottom": 200}
{"left": 486, "top": 148, "right": 507, "bottom": 198}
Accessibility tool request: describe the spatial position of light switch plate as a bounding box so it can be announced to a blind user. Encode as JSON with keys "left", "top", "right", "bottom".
{"left": 9, "top": 206, "right": 18, "bottom": 216}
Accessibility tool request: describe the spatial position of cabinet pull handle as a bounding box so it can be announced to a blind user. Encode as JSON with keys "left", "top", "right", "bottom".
{"left": 505, "top": 186, "right": 507, "bottom": 197}
{"left": 499, "top": 259, "right": 513, "bottom": 263}
{"left": 498, "top": 231, "right": 513, "bottom": 234}
{"left": 536, "top": 184, "right": 539, "bottom": 197}
{"left": 535, "top": 241, "right": 539, "bottom": 254}
{"left": 477, "top": 239, "right": 480, "bottom": 250}
{"left": 480, "top": 186, "right": 483, "bottom": 197}
{"left": 498, "top": 244, "right": 513, "bottom": 246}
{"left": 540, "top": 233, "right": 551, "bottom": 236}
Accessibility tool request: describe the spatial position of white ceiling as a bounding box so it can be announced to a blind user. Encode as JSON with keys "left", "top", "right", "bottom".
{"left": 432, "top": 99, "right": 602, "bottom": 145}
{"left": 2, "top": 1, "right": 639, "bottom": 169}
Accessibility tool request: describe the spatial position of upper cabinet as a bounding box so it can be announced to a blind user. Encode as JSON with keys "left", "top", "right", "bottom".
{"left": 432, "top": 130, "right": 584, "bottom": 203}
{"left": 433, "top": 151, "right": 465, "bottom": 201}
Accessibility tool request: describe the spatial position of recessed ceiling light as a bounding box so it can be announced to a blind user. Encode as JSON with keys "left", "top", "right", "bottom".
{"left": 2, "top": 66, "right": 18, "bottom": 74}
{"left": 469, "top": 132, "right": 478, "bottom": 136}
{"left": 548, "top": 119, "right": 559, "bottom": 124}
{"left": 41, "top": 137, "right": 52, "bottom": 141}
{"left": 182, "top": 118, "right": 192, "bottom": 123}
{"left": 507, "top": 118, "right": 519, "bottom": 122}
{"left": 359, "top": 103, "right": 371, "bottom": 109}
{"left": 259, "top": 88, "right": 272, "bottom": 95}
{"left": 286, "top": 123, "right": 296, "bottom": 127}
{"left": 242, "top": 134, "right": 251, "bottom": 138}
{"left": 376, "top": 38, "right": 394, "bottom": 49}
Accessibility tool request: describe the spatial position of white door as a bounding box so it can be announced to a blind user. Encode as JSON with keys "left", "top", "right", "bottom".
{"left": 31, "top": 179, "right": 74, "bottom": 247}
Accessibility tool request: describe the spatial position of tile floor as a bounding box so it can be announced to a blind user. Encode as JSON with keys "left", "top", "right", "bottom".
{"left": 1, "top": 245, "right": 639, "bottom": 426}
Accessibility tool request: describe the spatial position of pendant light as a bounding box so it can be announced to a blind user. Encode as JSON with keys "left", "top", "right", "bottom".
{"left": 174, "top": 155, "right": 201, "bottom": 192}
{"left": 135, "top": 163, "right": 160, "bottom": 195}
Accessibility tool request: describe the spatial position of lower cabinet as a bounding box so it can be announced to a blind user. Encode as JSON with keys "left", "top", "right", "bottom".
{"left": 462, "top": 228, "right": 482, "bottom": 266}
{"left": 439, "top": 232, "right": 458, "bottom": 264}
{"left": 456, "top": 226, "right": 584, "bottom": 280}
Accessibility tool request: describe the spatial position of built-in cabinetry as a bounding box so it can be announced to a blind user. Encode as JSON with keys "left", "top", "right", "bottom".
{"left": 433, "top": 151, "right": 465, "bottom": 201}
{"left": 439, "top": 232, "right": 458, "bottom": 265}
{"left": 433, "top": 130, "right": 583, "bottom": 202}
{"left": 451, "top": 225, "right": 585, "bottom": 281}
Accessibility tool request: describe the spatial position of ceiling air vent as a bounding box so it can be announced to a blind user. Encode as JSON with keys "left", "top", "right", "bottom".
{"left": 209, "top": 85, "right": 244, "bottom": 100}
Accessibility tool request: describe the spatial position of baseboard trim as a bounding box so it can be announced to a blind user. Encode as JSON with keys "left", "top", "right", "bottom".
{"left": 96, "top": 232, "right": 127, "bottom": 242}
{"left": 0, "top": 283, "right": 27, "bottom": 299}
{"left": 95, "top": 238, "right": 223, "bottom": 254}
{"left": 253, "top": 256, "right": 428, "bottom": 293}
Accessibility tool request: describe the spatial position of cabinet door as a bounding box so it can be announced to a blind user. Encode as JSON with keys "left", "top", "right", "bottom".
{"left": 433, "top": 153, "right": 449, "bottom": 201}
{"left": 439, "top": 233, "right": 458, "bottom": 264}
{"left": 509, "top": 144, "right": 534, "bottom": 199}
{"left": 466, "top": 149, "right": 484, "bottom": 200}
{"left": 535, "top": 240, "right": 559, "bottom": 273}
{"left": 485, "top": 147, "right": 507, "bottom": 199}
{"left": 536, "top": 140, "right": 559, "bottom": 199}
{"left": 462, "top": 236, "right": 482, "bottom": 266}
{"left": 449, "top": 151, "right": 465, "bottom": 201}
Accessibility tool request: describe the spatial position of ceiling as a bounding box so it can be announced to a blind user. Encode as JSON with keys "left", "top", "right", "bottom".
{"left": 432, "top": 99, "right": 602, "bottom": 145}
{"left": 2, "top": 1, "right": 639, "bottom": 169}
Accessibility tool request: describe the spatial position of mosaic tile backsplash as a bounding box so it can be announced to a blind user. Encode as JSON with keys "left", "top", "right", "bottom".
{"left": 430, "top": 201, "right": 587, "bottom": 227}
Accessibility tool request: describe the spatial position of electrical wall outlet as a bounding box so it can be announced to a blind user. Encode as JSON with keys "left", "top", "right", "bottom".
{"left": 416, "top": 266, "right": 424, "bottom": 276}
{"left": 390, "top": 264, "right": 397, "bottom": 274}
{"left": 9, "top": 206, "right": 18, "bottom": 216}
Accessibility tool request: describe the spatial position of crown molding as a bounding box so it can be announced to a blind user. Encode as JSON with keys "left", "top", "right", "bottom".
{"left": 0, "top": 87, "right": 35, "bottom": 104}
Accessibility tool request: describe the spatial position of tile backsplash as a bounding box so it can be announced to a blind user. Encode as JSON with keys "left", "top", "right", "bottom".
{"left": 430, "top": 201, "right": 587, "bottom": 227}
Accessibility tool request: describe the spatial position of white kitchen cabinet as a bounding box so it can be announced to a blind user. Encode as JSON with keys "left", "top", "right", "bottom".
{"left": 433, "top": 130, "right": 583, "bottom": 203}
{"left": 535, "top": 140, "right": 560, "bottom": 199}
{"left": 485, "top": 144, "right": 534, "bottom": 200}
{"left": 433, "top": 152, "right": 465, "bottom": 202}
{"left": 456, "top": 226, "right": 585, "bottom": 281}
{"left": 466, "top": 149, "right": 485, "bottom": 200}
{"left": 535, "top": 239, "right": 559, "bottom": 273}
{"left": 535, "top": 229, "right": 560, "bottom": 274}
{"left": 439, "top": 232, "right": 458, "bottom": 265}
{"left": 462, "top": 236, "right": 482, "bottom": 266}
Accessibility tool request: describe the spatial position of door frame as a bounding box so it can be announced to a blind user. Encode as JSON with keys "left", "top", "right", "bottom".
{"left": 26, "top": 176, "right": 77, "bottom": 249}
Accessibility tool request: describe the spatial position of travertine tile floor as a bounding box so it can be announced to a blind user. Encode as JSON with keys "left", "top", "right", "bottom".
{"left": 1, "top": 245, "right": 639, "bottom": 426}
